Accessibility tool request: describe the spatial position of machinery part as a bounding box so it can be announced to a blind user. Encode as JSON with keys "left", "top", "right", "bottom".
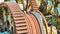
{"left": 0, "top": 2, "right": 42, "bottom": 34}
{"left": 30, "top": 0, "right": 39, "bottom": 11}
{"left": 28, "top": 0, "right": 57, "bottom": 34}
{"left": 51, "top": 26, "right": 57, "bottom": 34}
{"left": 26, "top": 0, "right": 48, "bottom": 34}
{"left": 25, "top": 0, "right": 57, "bottom": 34}
{"left": 0, "top": 2, "right": 28, "bottom": 34}
{"left": 34, "top": 11, "right": 49, "bottom": 34}
{"left": 4, "top": 0, "right": 40, "bottom": 11}
{"left": 15, "top": 0, "right": 40, "bottom": 12}
{"left": 31, "top": 11, "right": 57, "bottom": 34}
{"left": 24, "top": 14, "right": 41, "bottom": 34}
{"left": 29, "top": 11, "right": 46, "bottom": 34}
{"left": 28, "top": 14, "right": 41, "bottom": 34}
{"left": 0, "top": 0, "right": 57, "bottom": 34}
{"left": 37, "top": 10, "right": 58, "bottom": 34}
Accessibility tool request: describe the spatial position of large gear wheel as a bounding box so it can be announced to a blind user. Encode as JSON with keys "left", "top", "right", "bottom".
{"left": 0, "top": 2, "right": 41, "bottom": 34}
{"left": 0, "top": 2, "right": 29, "bottom": 34}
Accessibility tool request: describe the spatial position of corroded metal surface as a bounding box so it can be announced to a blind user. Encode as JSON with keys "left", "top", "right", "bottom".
{"left": 0, "top": 2, "right": 41, "bottom": 34}
{"left": 25, "top": 14, "right": 41, "bottom": 34}
{"left": 29, "top": 0, "right": 49, "bottom": 33}
{"left": 36, "top": 11, "right": 49, "bottom": 34}
{"left": 30, "top": 0, "right": 39, "bottom": 11}
{"left": 29, "top": 11, "right": 46, "bottom": 34}
{"left": 29, "top": 14, "right": 41, "bottom": 34}
{"left": 0, "top": 2, "right": 28, "bottom": 34}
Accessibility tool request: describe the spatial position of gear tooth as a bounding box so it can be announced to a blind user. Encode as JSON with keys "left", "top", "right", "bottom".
{"left": 0, "top": 0, "right": 46, "bottom": 34}
{"left": 0, "top": 2, "right": 28, "bottom": 34}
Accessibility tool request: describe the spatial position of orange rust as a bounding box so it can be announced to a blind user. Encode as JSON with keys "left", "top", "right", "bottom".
{"left": 30, "top": 0, "right": 39, "bottom": 11}
{"left": 0, "top": 2, "right": 42, "bottom": 34}
{"left": 29, "top": 14, "right": 41, "bottom": 34}
{"left": 25, "top": 14, "right": 37, "bottom": 34}
{"left": 0, "top": 2, "right": 28, "bottom": 34}
{"left": 36, "top": 11, "right": 49, "bottom": 34}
